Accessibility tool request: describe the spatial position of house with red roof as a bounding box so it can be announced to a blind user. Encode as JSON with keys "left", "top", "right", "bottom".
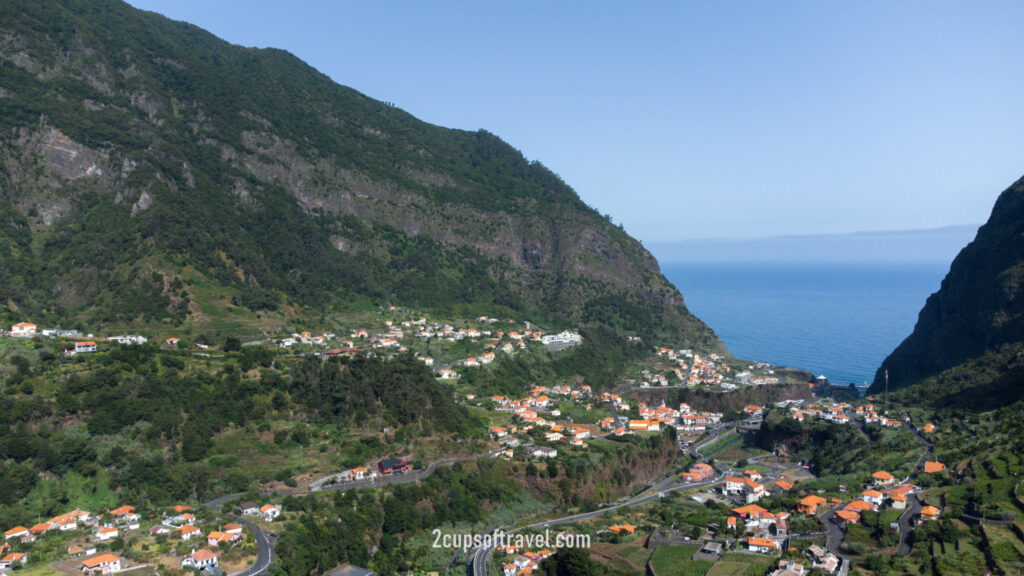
{"left": 0, "top": 552, "right": 27, "bottom": 569}
{"left": 81, "top": 553, "right": 122, "bottom": 574}
{"left": 181, "top": 549, "right": 218, "bottom": 569}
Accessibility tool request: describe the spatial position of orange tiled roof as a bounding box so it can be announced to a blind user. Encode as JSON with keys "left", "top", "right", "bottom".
{"left": 82, "top": 554, "right": 121, "bottom": 568}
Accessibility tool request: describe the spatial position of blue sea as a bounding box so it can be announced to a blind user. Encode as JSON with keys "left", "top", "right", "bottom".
{"left": 662, "top": 262, "right": 950, "bottom": 387}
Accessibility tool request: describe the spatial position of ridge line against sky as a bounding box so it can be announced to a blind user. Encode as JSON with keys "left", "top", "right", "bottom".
{"left": 126, "top": 0, "right": 1024, "bottom": 245}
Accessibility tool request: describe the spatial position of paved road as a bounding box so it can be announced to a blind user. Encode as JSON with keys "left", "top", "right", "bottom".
{"left": 897, "top": 494, "right": 924, "bottom": 555}
{"left": 895, "top": 415, "right": 933, "bottom": 555}
{"left": 471, "top": 426, "right": 734, "bottom": 576}
{"left": 202, "top": 494, "right": 274, "bottom": 576}
{"left": 199, "top": 451, "right": 496, "bottom": 576}
{"left": 470, "top": 473, "right": 726, "bottom": 576}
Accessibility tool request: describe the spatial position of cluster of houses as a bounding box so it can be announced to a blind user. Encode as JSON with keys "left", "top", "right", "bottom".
{"left": 3, "top": 507, "right": 132, "bottom": 549}
{"left": 500, "top": 545, "right": 558, "bottom": 576}
{"left": 486, "top": 385, "right": 600, "bottom": 450}
{"left": 595, "top": 401, "right": 725, "bottom": 438}
{"left": 4, "top": 322, "right": 152, "bottom": 357}
{"left": 283, "top": 314, "right": 578, "bottom": 380}
{"left": 0, "top": 503, "right": 260, "bottom": 574}
{"left": 654, "top": 348, "right": 734, "bottom": 388}
{"left": 788, "top": 468, "right": 943, "bottom": 529}
{"left": 239, "top": 503, "right": 281, "bottom": 521}
{"left": 787, "top": 402, "right": 902, "bottom": 428}
{"left": 279, "top": 330, "right": 338, "bottom": 348}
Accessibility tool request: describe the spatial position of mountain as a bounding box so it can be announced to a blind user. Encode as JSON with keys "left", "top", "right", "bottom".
{"left": 870, "top": 175, "right": 1024, "bottom": 396}
{"left": 0, "top": 0, "right": 721, "bottom": 350}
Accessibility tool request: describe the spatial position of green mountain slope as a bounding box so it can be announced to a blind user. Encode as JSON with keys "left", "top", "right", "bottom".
{"left": 0, "top": 0, "right": 721, "bottom": 350}
{"left": 870, "top": 175, "right": 1024, "bottom": 395}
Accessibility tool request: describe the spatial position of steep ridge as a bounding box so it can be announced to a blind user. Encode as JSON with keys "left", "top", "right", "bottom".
{"left": 871, "top": 175, "right": 1024, "bottom": 394}
{"left": 0, "top": 0, "right": 721, "bottom": 350}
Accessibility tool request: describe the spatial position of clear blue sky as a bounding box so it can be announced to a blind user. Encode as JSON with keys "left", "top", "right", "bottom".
{"left": 127, "top": 0, "right": 1024, "bottom": 242}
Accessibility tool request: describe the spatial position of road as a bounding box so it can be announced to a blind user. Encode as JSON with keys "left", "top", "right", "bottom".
{"left": 200, "top": 448, "right": 508, "bottom": 576}
{"left": 895, "top": 415, "right": 933, "bottom": 555}
{"left": 471, "top": 425, "right": 735, "bottom": 576}
{"left": 202, "top": 494, "right": 274, "bottom": 576}
{"left": 470, "top": 473, "right": 726, "bottom": 576}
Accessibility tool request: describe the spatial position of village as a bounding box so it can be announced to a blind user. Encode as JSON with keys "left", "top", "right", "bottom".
{"left": 0, "top": 315, "right": 949, "bottom": 576}
{"left": 0, "top": 501, "right": 285, "bottom": 576}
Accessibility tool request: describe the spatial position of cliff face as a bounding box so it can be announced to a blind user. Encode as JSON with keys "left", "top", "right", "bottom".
{"left": 0, "top": 0, "right": 722, "bottom": 349}
{"left": 870, "top": 175, "right": 1024, "bottom": 393}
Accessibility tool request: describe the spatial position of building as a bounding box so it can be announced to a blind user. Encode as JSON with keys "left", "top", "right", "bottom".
{"left": 80, "top": 554, "right": 123, "bottom": 574}
{"left": 797, "top": 495, "right": 827, "bottom": 515}
{"left": 920, "top": 505, "right": 940, "bottom": 521}
{"left": 181, "top": 549, "right": 218, "bottom": 570}
{"left": 682, "top": 463, "right": 715, "bottom": 483}
{"left": 95, "top": 527, "right": 119, "bottom": 541}
{"left": 11, "top": 323, "right": 36, "bottom": 337}
{"left": 0, "top": 553, "right": 27, "bottom": 569}
{"left": 747, "top": 537, "right": 780, "bottom": 554}
{"left": 872, "top": 471, "right": 896, "bottom": 486}
{"left": 725, "top": 476, "right": 765, "bottom": 503}
{"left": 259, "top": 505, "right": 281, "bottom": 521}
{"left": 3, "top": 527, "right": 28, "bottom": 540}
{"left": 835, "top": 510, "right": 860, "bottom": 525}
{"left": 378, "top": 457, "right": 411, "bottom": 475}
{"left": 527, "top": 446, "right": 557, "bottom": 459}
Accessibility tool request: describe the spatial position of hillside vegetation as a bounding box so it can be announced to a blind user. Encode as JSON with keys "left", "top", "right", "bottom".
{"left": 0, "top": 0, "right": 721, "bottom": 351}
{"left": 873, "top": 175, "right": 1024, "bottom": 393}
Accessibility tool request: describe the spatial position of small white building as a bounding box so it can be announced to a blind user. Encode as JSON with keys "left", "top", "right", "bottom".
{"left": 259, "top": 504, "right": 280, "bottom": 521}
{"left": 11, "top": 323, "right": 36, "bottom": 337}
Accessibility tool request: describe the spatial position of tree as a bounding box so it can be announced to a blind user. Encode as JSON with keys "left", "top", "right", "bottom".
{"left": 182, "top": 422, "right": 212, "bottom": 461}
{"left": 539, "top": 547, "right": 598, "bottom": 576}
{"left": 223, "top": 337, "right": 242, "bottom": 352}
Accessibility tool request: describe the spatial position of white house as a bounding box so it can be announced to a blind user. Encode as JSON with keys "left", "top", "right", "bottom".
{"left": 3, "top": 527, "right": 29, "bottom": 540}
{"left": 527, "top": 446, "right": 557, "bottom": 459}
{"left": 0, "top": 553, "right": 28, "bottom": 569}
{"left": 177, "top": 525, "right": 201, "bottom": 541}
{"left": 259, "top": 504, "right": 280, "bottom": 521}
{"left": 181, "top": 549, "right": 217, "bottom": 569}
{"left": 95, "top": 527, "right": 118, "bottom": 541}
{"left": 107, "top": 335, "right": 147, "bottom": 345}
{"left": 80, "top": 553, "right": 122, "bottom": 574}
{"left": 11, "top": 323, "right": 36, "bottom": 337}
{"left": 74, "top": 341, "right": 98, "bottom": 354}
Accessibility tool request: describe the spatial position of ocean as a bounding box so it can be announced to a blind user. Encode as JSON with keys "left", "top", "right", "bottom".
{"left": 661, "top": 261, "right": 951, "bottom": 387}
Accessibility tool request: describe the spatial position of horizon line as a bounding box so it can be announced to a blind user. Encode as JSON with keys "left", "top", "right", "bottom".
{"left": 646, "top": 223, "right": 982, "bottom": 245}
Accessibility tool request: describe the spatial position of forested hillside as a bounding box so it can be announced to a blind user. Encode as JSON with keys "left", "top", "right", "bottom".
{"left": 0, "top": 0, "right": 721, "bottom": 351}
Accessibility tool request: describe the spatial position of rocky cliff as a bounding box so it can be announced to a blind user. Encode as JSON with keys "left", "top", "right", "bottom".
{"left": 870, "top": 175, "right": 1024, "bottom": 393}
{"left": 0, "top": 0, "right": 721, "bottom": 349}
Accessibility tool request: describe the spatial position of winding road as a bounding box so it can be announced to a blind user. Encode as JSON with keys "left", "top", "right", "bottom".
{"left": 470, "top": 425, "right": 737, "bottom": 576}
{"left": 202, "top": 494, "right": 275, "bottom": 576}
{"left": 200, "top": 447, "right": 509, "bottom": 576}
{"left": 895, "top": 415, "right": 934, "bottom": 555}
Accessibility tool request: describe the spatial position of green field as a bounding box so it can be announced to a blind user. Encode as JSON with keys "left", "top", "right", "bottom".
{"left": 705, "top": 554, "right": 774, "bottom": 576}
{"left": 648, "top": 545, "right": 710, "bottom": 576}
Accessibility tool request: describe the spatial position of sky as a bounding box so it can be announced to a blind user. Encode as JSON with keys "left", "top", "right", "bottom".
{"left": 126, "top": 1, "right": 1024, "bottom": 243}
